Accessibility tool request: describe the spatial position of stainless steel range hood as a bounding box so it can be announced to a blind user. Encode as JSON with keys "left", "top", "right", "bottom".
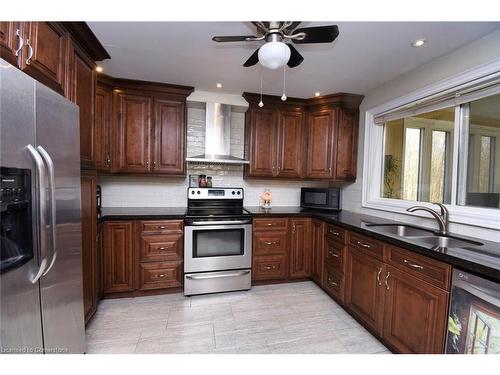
{"left": 186, "top": 102, "right": 250, "bottom": 164}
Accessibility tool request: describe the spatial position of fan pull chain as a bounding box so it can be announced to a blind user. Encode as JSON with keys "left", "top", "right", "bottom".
{"left": 281, "top": 65, "right": 287, "bottom": 101}
{"left": 258, "top": 68, "right": 264, "bottom": 107}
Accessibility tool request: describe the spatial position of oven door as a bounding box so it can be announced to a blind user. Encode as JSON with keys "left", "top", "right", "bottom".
{"left": 184, "top": 223, "right": 252, "bottom": 273}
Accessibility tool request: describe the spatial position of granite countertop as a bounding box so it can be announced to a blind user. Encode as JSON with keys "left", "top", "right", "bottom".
{"left": 98, "top": 205, "right": 500, "bottom": 282}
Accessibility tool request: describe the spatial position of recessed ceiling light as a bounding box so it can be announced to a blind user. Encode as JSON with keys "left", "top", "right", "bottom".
{"left": 95, "top": 66, "right": 103, "bottom": 73}
{"left": 412, "top": 39, "right": 426, "bottom": 47}
{"left": 314, "top": 92, "right": 321, "bottom": 97}
{"left": 216, "top": 83, "right": 222, "bottom": 88}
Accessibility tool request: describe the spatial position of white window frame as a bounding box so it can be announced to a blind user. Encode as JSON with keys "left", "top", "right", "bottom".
{"left": 362, "top": 58, "right": 500, "bottom": 230}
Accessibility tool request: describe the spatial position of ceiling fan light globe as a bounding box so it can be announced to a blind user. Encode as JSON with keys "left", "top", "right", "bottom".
{"left": 258, "top": 41, "right": 291, "bottom": 70}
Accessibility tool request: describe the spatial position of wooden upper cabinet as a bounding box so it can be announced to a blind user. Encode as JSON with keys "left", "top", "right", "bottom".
{"left": 305, "top": 109, "right": 336, "bottom": 178}
{"left": 95, "top": 83, "right": 113, "bottom": 172}
{"left": 345, "top": 246, "right": 386, "bottom": 334}
{"left": 0, "top": 22, "right": 21, "bottom": 66}
{"left": 67, "top": 42, "right": 96, "bottom": 168}
{"left": 103, "top": 221, "right": 135, "bottom": 293}
{"left": 20, "top": 22, "right": 68, "bottom": 94}
{"left": 153, "top": 99, "right": 186, "bottom": 175}
{"left": 383, "top": 265, "right": 449, "bottom": 354}
{"left": 247, "top": 108, "right": 277, "bottom": 177}
{"left": 335, "top": 108, "right": 358, "bottom": 181}
{"left": 276, "top": 110, "right": 304, "bottom": 178}
{"left": 114, "top": 92, "right": 152, "bottom": 173}
{"left": 289, "top": 218, "right": 312, "bottom": 279}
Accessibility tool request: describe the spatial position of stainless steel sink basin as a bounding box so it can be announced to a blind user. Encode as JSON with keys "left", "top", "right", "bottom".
{"left": 412, "top": 236, "right": 483, "bottom": 248}
{"left": 366, "top": 223, "right": 434, "bottom": 237}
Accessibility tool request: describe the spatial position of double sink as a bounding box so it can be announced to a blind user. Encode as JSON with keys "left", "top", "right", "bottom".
{"left": 365, "top": 223, "right": 484, "bottom": 249}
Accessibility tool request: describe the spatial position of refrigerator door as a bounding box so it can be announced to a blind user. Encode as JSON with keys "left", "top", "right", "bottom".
{"left": 0, "top": 59, "right": 45, "bottom": 353}
{"left": 35, "top": 82, "right": 85, "bottom": 354}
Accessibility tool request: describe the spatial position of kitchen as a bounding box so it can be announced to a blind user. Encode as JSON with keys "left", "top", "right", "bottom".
{"left": 1, "top": 1, "right": 500, "bottom": 371}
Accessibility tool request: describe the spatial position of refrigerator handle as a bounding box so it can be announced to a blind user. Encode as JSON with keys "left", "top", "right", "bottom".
{"left": 37, "top": 146, "right": 57, "bottom": 276}
{"left": 26, "top": 145, "right": 49, "bottom": 283}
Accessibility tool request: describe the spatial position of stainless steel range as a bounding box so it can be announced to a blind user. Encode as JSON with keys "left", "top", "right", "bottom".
{"left": 184, "top": 187, "right": 252, "bottom": 296}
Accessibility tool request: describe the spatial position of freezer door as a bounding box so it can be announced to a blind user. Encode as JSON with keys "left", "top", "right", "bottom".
{"left": 35, "top": 82, "right": 85, "bottom": 354}
{"left": 0, "top": 59, "right": 45, "bottom": 353}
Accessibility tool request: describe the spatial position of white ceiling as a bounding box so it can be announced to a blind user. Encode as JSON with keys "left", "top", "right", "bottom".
{"left": 88, "top": 22, "right": 500, "bottom": 98}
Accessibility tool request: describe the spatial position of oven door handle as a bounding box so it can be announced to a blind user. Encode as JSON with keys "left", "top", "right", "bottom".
{"left": 189, "top": 220, "right": 251, "bottom": 226}
{"left": 186, "top": 270, "right": 251, "bottom": 280}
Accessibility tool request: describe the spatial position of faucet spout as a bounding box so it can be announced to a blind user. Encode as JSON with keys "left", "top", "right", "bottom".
{"left": 406, "top": 203, "right": 449, "bottom": 236}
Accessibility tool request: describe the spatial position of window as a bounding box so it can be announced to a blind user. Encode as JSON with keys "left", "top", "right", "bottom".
{"left": 382, "top": 108, "right": 453, "bottom": 204}
{"left": 363, "top": 63, "right": 500, "bottom": 229}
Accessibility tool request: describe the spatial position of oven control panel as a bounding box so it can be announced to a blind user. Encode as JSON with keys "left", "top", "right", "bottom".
{"left": 187, "top": 188, "right": 244, "bottom": 200}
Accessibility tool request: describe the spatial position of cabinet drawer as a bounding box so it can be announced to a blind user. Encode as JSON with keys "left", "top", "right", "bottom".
{"left": 323, "top": 265, "right": 344, "bottom": 303}
{"left": 253, "top": 218, "right": 288, "bottom": 231}
{"left": 140, "top": 220, "right": 183, "bottom": 234}
{"left": 139, "top": 261, "right": 182, "bottom": 290}
{"left": 254, "top": 231, "right": 288, "bottom": 255}
{"left": 325, "top": 238, "right": 344, "bottom": 273}
{"left": 252, "top": 255, "right": 287, "bottom": 281}
{"left": 140, "top": 234, "right": 183, "bottom": 262}
{"left": 386, "top": 246, "right": 451, "bottom": 290}
{"left": 325, "top": 224, "right": 346, "bottom": 243}
{"left": 349, "top": 232, "right": 384, "bottom": 260}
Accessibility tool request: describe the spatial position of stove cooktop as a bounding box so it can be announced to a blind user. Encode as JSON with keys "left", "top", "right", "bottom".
{"left": 185, "top": 207, "right": 251, "bottom": 219}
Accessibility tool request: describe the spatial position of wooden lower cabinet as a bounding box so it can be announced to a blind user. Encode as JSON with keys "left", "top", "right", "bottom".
{"left": 139, "top": 261, "right": 182, "bottom": 290}
{"left": 382, "top": 265, "right": 449, "bottom": 354}
{"left": 252, "top": 255, "right": 288, "bottom": 281}
{"left": 311, "top": 219, "right": 325, "bottom": 284}
{"left": 80, "top": 170, "right": 98, "bottom": 323}
{"left": 289, "top": 218, "right": 312, "bottom": 279}
{"left": 345, "top": 246, "right": 386, "bottom": 334}
{"left": 103, "top": 221, "right": 135, "bottom": 293}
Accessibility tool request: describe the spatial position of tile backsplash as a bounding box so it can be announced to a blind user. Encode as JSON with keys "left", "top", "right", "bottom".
{"left": 99, "top": 105, "right": 329, "bottom": 207}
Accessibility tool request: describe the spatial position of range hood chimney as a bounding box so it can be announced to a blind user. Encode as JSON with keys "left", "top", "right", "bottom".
{"left": 186, "top": 102, "right": 249, "bottom": 164}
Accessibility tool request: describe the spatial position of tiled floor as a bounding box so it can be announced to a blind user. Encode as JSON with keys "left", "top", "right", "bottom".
{"left": 85, "top": 281, "right": 390, "bottom": 354}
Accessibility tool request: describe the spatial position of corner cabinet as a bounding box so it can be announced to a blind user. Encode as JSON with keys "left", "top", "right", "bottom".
{"left": 289, "top": 218, "right": 312, "bottom": 279}
{"left": 243, "top": 92, "right": 363, "bottom": 181}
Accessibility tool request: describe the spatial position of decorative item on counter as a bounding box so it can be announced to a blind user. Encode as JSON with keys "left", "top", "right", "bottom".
{"left": 198, "top": 175, "right": 207, "bottom": 188}
{"left": 206, "top": 176, "right": 213, "bottom": 188}
{"left": 259, "top": 189, "right": 272, "bottom": 209}
{"left": 189, "top": 175, "right": 199, "bottom": 187}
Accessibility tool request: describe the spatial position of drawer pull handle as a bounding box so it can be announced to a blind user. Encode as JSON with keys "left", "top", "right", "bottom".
{"left": 403, "top": 259, "right": 424, "bottom": 270}
{"left": 329, "top": 230, "right": 340, "bottom": 237}
{"left": 356, "top": 241, "right": 371, "bottom": 249}
{"left": 265, "top": 241, "right": 278, "bottom": 246}
{"left": 384, "top": 272, "right": 391, "bottom": 290}
{"left": 158, "top": 274, "right": 165, "bottom": 278}
{"left": 158, "top": 247, "right": 166, "bottom": 250}
{"left": 327, "top": 277, "right": 338, "bottom": 287}
{"left": 328, "top": 251, "right": 339, "bottom": 258}
{"left": 265, "top": 265, "right": 276, "bottom": 270}
{"left": 376, "top": 267, "right": 382, "bottom": 286}
{"left": 158, "top": 226, "right": 167, "bottom": 229}
{"left": 267, "top": 223, "right": 273, "bottom": 226}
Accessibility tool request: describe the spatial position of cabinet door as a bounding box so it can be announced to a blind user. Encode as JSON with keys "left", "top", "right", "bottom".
{"left": 0, "top": 22, "right": 21, "bottom": 66}
{"left": 335, "top": 108, "right": 358, "bottom": 180}
{"left": 247, "top": 108, "right": 277, "bottom": 177}
{"left": 383, "top": 265, "right": 449, "bottom": 354}
{"left": 276, "top": 110, "right": 304, "bottom": 178}
{"left": 114, "top": 93, "right": 152, "bottom": 173}
{"left": 81, "top": 170, "right": 98, "bottom": 324}
{"left": 95, "top": 84, "right": 113, "bottom": 172}
{"left": 21, "top": 22, "right": 68, "bottom": 94}
{"left": 103, "top": 222, "right": 135, "bottom": 293}
{"left": 305, "top": 110, "right": 335, "bottom": 178}
{"left": 345, "top": 246, "right": 385, "bottom": 334}
{"left": 311, "top": 219, "right": 325, "bottom": 284}
{"left": 67, "top": 42, "right": 96, "bottom": 168}
{"left": 289, "top": 218, "right": 312, "bottom": 279}
{"left": 152, "top": 99, "right": 186, "bottom": 175}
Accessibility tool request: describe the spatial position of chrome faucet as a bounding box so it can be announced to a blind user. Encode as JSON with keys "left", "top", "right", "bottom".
{"left": 406, "top": 202, "right": 449, "bottom": 236}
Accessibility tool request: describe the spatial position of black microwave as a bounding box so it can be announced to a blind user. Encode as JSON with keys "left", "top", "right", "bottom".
{"left": 300, "top": 187, "right": 341, "bottom": 211}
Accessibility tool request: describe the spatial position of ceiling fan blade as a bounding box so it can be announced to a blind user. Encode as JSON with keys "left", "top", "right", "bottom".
{"left": 287, "top": 44, "right": 304, "bottom": 68}
{"left": 284, "top": 22, "right": 301, "bottom": 32}
{"left": 252, "top": 22, "right": 269, "bottom": 33}
{"left": 243, "top": 48, "right": 260, "bottom": 67}
{"left": 292, "top": 25, "right": 339, "bottom": 44}
{"left": 212, "top": 35, "right": 257, "bottom": 42}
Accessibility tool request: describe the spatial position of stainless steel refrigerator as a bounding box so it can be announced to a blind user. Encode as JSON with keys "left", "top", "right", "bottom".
{"left": 0, "top": 58, "right": 85, "bottom": 353}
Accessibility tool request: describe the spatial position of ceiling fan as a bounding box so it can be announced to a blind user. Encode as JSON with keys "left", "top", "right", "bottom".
{"left": 212, "top": 21, "right": 339, "bottom": 69}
